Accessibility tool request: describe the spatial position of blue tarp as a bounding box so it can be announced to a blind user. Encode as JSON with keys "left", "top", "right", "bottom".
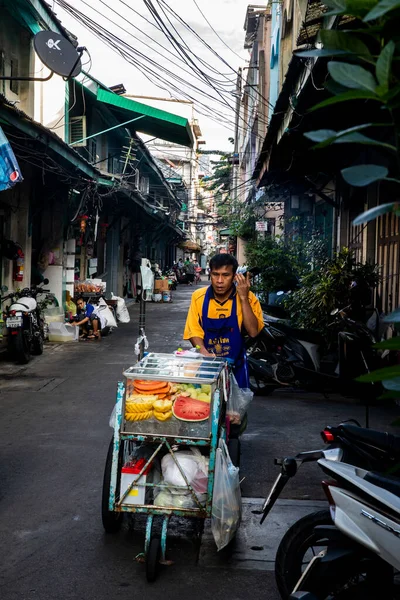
{"left": 0, "top": 125, "right": 23, "bottom": 191}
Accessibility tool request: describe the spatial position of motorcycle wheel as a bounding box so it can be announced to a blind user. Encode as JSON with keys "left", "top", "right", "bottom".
{"left": 275, "top": 510, "right": 390, "bottom": 600}
{"left": 32, "top": 332, "right": 44, "bottom": 355}
{"left": 275, "top": 510, "right": 332, "bottom": 599}
{"left": 10, "top": 331, "right": 31, "bottom": 364}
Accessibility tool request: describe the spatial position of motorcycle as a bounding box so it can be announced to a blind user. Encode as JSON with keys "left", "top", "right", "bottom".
{"left": 259, "top": 422, "right": 400, "bottom": 599}
{"left": 247, "top": 303, "right": 383, "bottom": 402}
{"left": 1, "top": 279, "right": 51, "bottom": 364}
{"left": 287, "top": 459, "right": 400, "bottom": 599}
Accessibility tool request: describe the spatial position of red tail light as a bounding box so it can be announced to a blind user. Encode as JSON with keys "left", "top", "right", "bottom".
{"left": 321, "top": 428, "right": 335, "bottom": 444}
{"left": 10, "top": 310, "right": 17, "bottom": 316}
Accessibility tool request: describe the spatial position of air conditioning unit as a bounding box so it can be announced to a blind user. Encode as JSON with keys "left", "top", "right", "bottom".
{"left": 70, "top": 116, "right": 87, "bottom": 147}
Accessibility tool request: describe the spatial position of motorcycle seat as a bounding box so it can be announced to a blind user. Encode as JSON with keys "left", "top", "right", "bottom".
{"left": 364, "top": 471, "right": 400, "bottom": 498}
{"left": 273, "top": 322, "right": 323, "bottom": 345}
{"left": 341, "top": 424, "right": 400, "bottom": 458}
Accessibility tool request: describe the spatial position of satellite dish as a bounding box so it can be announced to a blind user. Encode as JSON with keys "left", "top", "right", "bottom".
{"left": 34, "top": 31, "right": 82, "bottom": 78}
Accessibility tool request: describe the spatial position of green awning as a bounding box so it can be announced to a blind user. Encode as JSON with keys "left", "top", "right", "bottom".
{"left": 96, "top": 89, "right": 194, "bottom": 148}
{"left": 219, "top": 228, "right": 233, "bottom": 236}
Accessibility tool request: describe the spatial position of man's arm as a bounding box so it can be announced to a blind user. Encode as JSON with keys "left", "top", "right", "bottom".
{"left": 235, "top": 272, "right": 259, "bottom": 338}
{"left": 72, "top": 316, "right": 89, "bottom": 327}
{"left": 184, "top": 291, "right": 213, "bottom": 355}
{"left": 189, "top": 336, "right": 214, "bottom": 357}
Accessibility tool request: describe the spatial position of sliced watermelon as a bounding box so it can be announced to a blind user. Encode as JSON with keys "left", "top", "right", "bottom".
{"left": 172, "top": 395, "right": 210, "bottom": 422}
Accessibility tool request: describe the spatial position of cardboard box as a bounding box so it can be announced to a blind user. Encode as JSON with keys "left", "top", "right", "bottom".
{"left": 154, "top": 279, "right": 169, "bottom": 291}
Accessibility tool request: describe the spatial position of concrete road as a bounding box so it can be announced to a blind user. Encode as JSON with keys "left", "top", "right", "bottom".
{"left": 0, "top": 282, "right": 398, "bottom": 599}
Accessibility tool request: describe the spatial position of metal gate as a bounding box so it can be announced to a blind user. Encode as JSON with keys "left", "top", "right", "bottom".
{"left": 377, "top": 211, "right": 400, "bottom": 314}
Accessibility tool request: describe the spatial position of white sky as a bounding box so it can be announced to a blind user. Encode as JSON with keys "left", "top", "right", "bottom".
{"left": 53, "top": 0, "right": 255, "bottom": 152}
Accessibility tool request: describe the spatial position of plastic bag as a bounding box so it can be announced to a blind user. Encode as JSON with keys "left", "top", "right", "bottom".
{"left": 227, "top": 373, "right": 254, "bottom": 425}
{"left": 96, "top": 298, "right": 118, "bottom": 329}
{"left": 211, "top": 439, "right": 241, "bottom": 551}
{"left": 161, "top": 448, "right": 209, "bottom": 494}
{"left": 154, "top": 488, "right": 207, "bottom": 508}
{"left": 111, "top": 293, "right": 130, "bottom": 323}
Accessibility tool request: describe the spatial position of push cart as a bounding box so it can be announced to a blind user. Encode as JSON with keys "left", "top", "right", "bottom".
{"left": 102, "top": 352, "right": 230, "bottom": 581}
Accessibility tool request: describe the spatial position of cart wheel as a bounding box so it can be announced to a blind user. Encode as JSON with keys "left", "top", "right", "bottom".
{"left": 146, "top": 536, "right": 161, "bottom": 582}
{"left": 101, "top": 437, "right": 124, "bottom": 533}
{"left": 228, "top": 438, "right": 241, "bottom": 468}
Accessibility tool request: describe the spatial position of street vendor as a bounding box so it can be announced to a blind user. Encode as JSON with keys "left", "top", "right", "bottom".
{"left": 72, "top": 296, "right": 104, "bottom": 340}
{"left": 183, "top": 253, "right": 264, "bottom": 388}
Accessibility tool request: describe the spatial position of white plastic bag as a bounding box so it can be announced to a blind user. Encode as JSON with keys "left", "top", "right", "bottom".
{"left": 154, "top": 488, "right": 207, "bottom": 508}
{"left": 140, "top": 265, "right": 154, "bottom": 301}
{"left": 111, "top": 293, "right": 130, "bottom": 323}
{"left": 95, "top": 298, "right": 118, "bottom": 329}
{"left": 161, "top": 448, "right": 209, "bottom": 494}
{"left": 227, "top": 373, "right": 254, "bottom": 425}
{"left": 211, "top": 439, "right": 241, "bottom": 551}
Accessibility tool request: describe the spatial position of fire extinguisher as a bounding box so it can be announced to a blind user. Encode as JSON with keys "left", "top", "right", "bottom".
{"left": 13, "top": 249, "right": 24, "bottom": 282}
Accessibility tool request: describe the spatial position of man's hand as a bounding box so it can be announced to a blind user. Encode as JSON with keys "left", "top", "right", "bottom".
{"left": 199, "top": 346, "right": 215, "bottom": 358}
{"left": 234, "top": 272, "right": 251, "bottom": 299}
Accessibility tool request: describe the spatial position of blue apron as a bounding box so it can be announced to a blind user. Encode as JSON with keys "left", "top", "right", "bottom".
{"left": 201, "top": 286, "right": 249, "bottom": 388}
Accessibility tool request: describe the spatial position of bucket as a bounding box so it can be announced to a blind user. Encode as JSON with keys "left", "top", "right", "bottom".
{"left": 163, "top": 291, "right": 171, "bottom": 302}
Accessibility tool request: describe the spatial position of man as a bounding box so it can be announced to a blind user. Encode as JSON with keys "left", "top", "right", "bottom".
{"left": 72, "top": 297, "right": 104, "bottom": 340}
{"left": 183, "top": 253, "right": 264, "bottom": 388}
{"left": 184, "top": 258, "right": 195, "bottom": 285}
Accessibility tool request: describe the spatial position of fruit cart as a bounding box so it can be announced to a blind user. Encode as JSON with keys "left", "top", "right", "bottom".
{"left": 102, "top": 352, "right": 230, "bottom": 581}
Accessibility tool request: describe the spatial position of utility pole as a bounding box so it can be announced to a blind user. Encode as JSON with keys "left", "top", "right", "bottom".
{"left": 231, "top": 67, "right": 242, "bottom": 204}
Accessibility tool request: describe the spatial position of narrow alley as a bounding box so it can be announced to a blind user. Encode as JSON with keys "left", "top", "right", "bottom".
{"left": 1, "top": 283, "right": 398, "bottom": 599}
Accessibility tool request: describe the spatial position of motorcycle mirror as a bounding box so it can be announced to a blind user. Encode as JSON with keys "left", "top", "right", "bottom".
{"left": 330, "top": 308, "right": 339, "bottom": 316}
{"left": 43, "top": 278, "right": 49, "bottom": 285}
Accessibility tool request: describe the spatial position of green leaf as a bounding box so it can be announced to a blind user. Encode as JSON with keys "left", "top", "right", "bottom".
{"left": 295, "top": 49, "right": 351, "bottom": 58}
{"left": 357, "top": 365, "right": 400, "bottom": 382}
{"left": 378, "top": 390, "right": 400, "bottom": 400}
{"left": 320, "top": 30, "right": 372, "bottom": 57}
{"left": 328, "top": 62, "right": 377, "bottom": 92}
{"left": 310, "top": 90, "right": 380, "bottom": 112}
{"left": 383, "top": 376, "right": 400, "bottom": 391}
{"left": 385, "top": 307, "right": 400, "bottom": 322}
{"left": 376, "top": 41, "right": 395, "bottom": 91}
{"left": 352, "top": 202, "right": 395, "bottom": 224}
{"left": 304, "top": 129, "right": 338, "bottom": 142}
{"left": 341, "top": 164, "right": 388, "bottom": 186}
{"left": 333, "top": 133, "right": 397, "bottom": 151}
{"left": 364, "top": 0, "right": 400, "bottom": 21}
{"left": 374, "top": 337, "right": 400, "bottom": 349}
{"left": 323, "top": 0, "right": 347, "bottom": 14}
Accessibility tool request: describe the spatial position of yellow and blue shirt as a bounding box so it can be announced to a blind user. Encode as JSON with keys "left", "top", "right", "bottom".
{"left": 183, "top": 285, "right": 264, "bottom": 341}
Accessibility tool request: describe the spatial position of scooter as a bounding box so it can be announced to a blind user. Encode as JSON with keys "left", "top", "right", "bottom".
{"left": 259, "top": 422, "right": 400, "bottom": 599}
{"left": 289, "top": 459, "right": 400, "bottom": 599}
{"left": 247, "top": 304, "right": 382, "bottom": 402}
{"left": 1, "top": 279, "right": 50, "bottom": 364}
